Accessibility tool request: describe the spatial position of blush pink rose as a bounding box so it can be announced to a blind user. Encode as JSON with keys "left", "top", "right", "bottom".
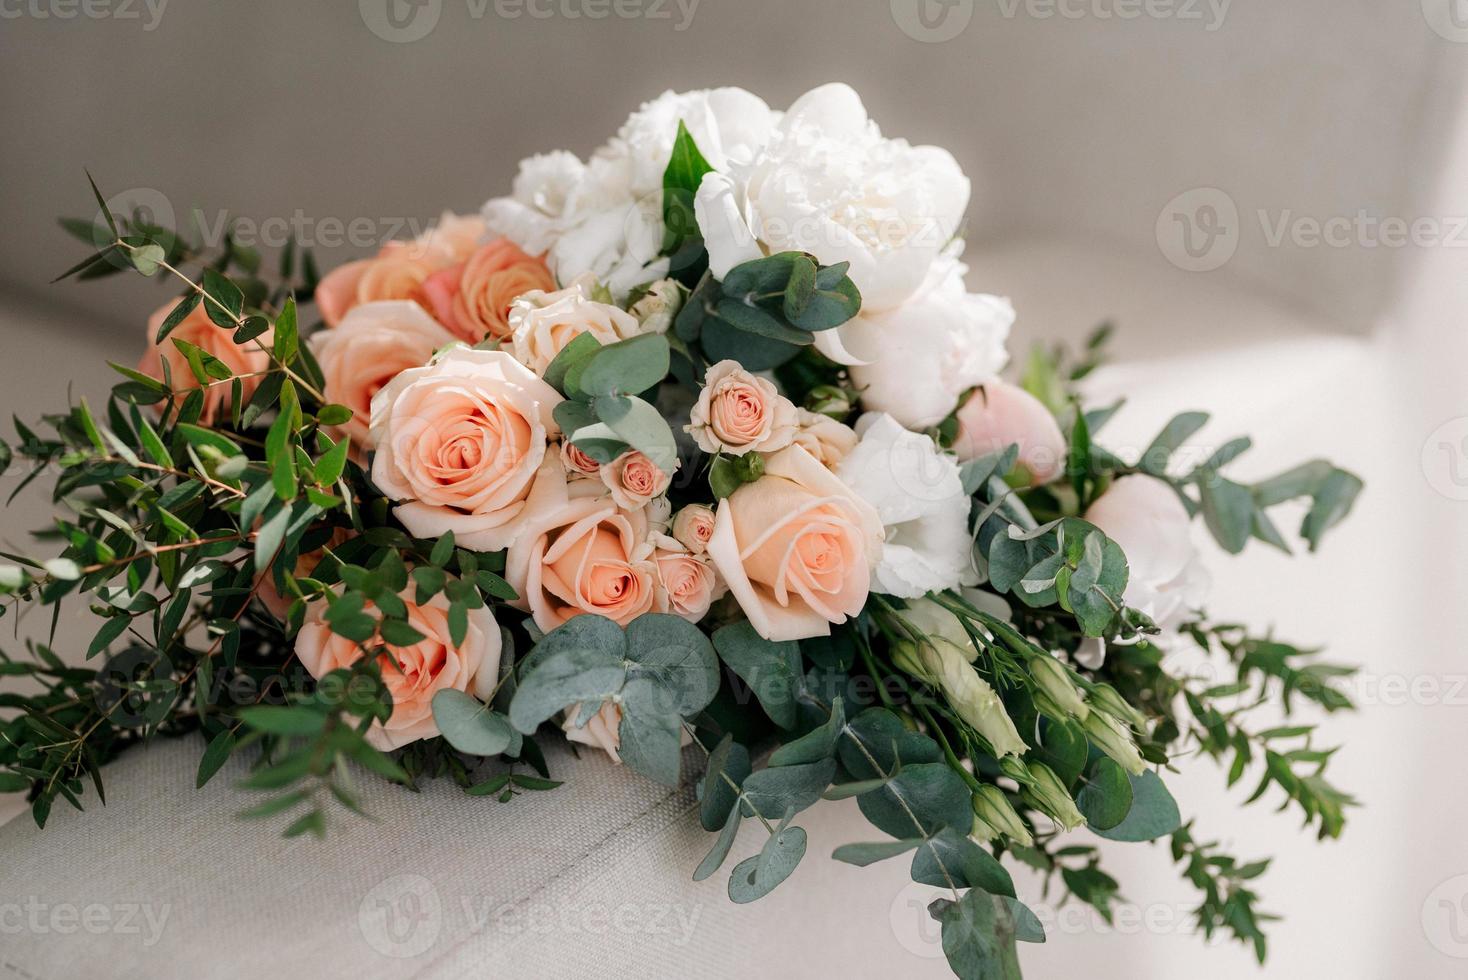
{"left": 687, "top": 360, "right": 799, "bottom": 456}
{"left": 707, "top": 444, "right": 884, "bottom": 642}
{"left": 792, "top": 408, "right": 858, "bottom": 470}
{"left": 315, "top": 212, "right": 485, "bottom": 328}
{"left": 422, "top": 239, "right": 557, "bottom": 344}
{"left": 138, "top": 298, "right": 272, "bottom": 426}
{"left": 671, "top": 504, "right": 716, "bottom": 555}
{"left": 295, "top": 589, "right": 501, "bottom": 751}
{"left": 952, "top": 381, "right": 1068, "bottom": 485}
{"left": 309, "top": 301, "right": 456, "bottom": 450}
{"left": 599, "top": 450, "right": 673, "bottom": 511}
{"left": 504, "top": 481, "right": 658, "bottom": 632}
{"left": 560, "top": 440, "right": 602, "bottom": 476}
{"left": 652, "top": 547, "right": 717, "bottom": 623}
{"left": 368, "top": 347, "right": 565, "bottom": 551}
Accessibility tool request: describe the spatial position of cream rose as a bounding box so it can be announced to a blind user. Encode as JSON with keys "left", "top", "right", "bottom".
{"left": 310, "top": 301, "right": 456, "bottom": 450}
{"left": 295, "top": 589, "right": 501, "bottom": 751}
{"left": 422, "top": 238, "right": 556, "bottom": 344}
{"left": 707, "top": 444, "right": 883, "bottom": 641}
{"left": 952, "top": 381, "right": 1068, "bottom": 486}
{"left": 687, "top": 360, "right": 798, "bottom": 457}
{"left": 508, "top": 278, "right": 642, "bottom": 376}
{"left": 368, "top": 347, "right": 565, "bottom": 551}
{"left": 671, "top": 504, "right": 716, "bottom": 555}
{"left": 561, "top": 700, "right": 625, "bottom": 762}
{"left": 652, "top": 544, "right": 717, "bottom": 623}
{"left": 792, "top": 409, "right": 858, "bottom": 470}
{"left": 599, "top": 450, "right": 673, "bottom": 510}
{"left": 504, "top": 480, "right": 659, "bottom": 632}
{"left": 138, "top": 299, "right": 272, "bottom": 426}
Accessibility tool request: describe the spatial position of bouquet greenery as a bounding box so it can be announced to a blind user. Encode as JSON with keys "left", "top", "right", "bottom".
{"left": 0, "top": 84, "right": 1361, "bottom": 977}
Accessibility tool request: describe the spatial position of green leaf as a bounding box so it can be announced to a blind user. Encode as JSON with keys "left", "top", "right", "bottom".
{"left": 86, "top": 169, "right": 118, "bottom": 237}
{"left": 694, "top": 806, "right": 742, "bottom": 882}
{"left": 739, "top": 759, "right": 836, "bottom": 821}
{"left": 508, "top": 615, "right": 627, "bottom": 733}
{"left": 1140, "top": 411, "right": 1209, "bottom": 475}
{"left": 430, "top": 531, "right": 456, "bottom": 568}
{"left": 201, "top": 268, "right": 245, "bottom": 327}
{"left": 379, "top": 619, "right": 426, "bottom": 647}
{"left": 131, "top": 243, "right": 165, "bottom": 276}
{"left": 238, "top": 705, "right": 326, "bottom": 736}
{"left": 155, "top": 292, "right": 202, "bottom": 344}
{"left": 591, "top": 395, "right": 677, "bottom": 473}
{"left": 196, "top": 730, "right": 236, "bottom": 788}
{"left": 662, "top": 120, "right": 714, "bottom": 257}
{"left": 1090, "top": 769, "right": 1181, "bottom": 842}
{"left": 316, "top": 404, "right": 354, "bottom": 426}
{"left": 858, "top": 762, "right": 973, "bottom": 840}
{"left": 838, "top": 707, "right": 942, "bottom": 779}
{"left": 1199, "top": 478, "right": 1254, "bottom": 554}
{"left": 1077, "top": 757, "right": 1135, "bottom": 831}
{"left": 1300, "top": 468, "right": 1363, "bottom": 551}
{"left": 930, "top": 890, "right": 1025, "bottom": 980}
{"left": 578, "top": 333, "right": 669, "bottom": 397}
{"left": 832, "top": 838, "right": 922, "bottom": 867}
{"left": 432, "top": 689, "right": 516, "bottom": 756}
{"left": 274, "top": 297, "right": 299, "bottom": 365}
{"left": 616, "top": 676, "right": 686, "bottom": 786}
{"left": 712, "top": 621, "right": 802, "bottom": 729}
{"left": 699, "top": 734, "right": 752, "bottom": 831}
{"left": 769, "top": 697, "right": 846, "bottom": 767}
{"left": 624, "top": 613, "right": 720, "bottom": 716}
{"left": 699, "top": 314, "right": 801, "bottom": 371}
{"left": 912, "top": 827, "right": 1017, "bottom": 898}
{"left": 542, "top": 331, "right": 602, "bottom": 397}
{"left": 783, "top": 254, "right": 817, "bottom": 320}
{"left": 313, "top": 434, "right": 350, "bottom": 487}
{"left": 783, "top": 277, "right": 861, "bottom": 333}
{"left": 728, "top": 822, "right": 807, "bottom": 904}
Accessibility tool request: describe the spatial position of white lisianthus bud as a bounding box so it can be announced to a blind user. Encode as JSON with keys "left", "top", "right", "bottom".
{"left": 1022, "top": 762, "right": 1086, "bottom": 831}
{"left": 923, "top": 639, "right": 1027, "bottom": 758}
{"left": 1030, "top": 654, "right": 1090, "bottom": 721}
{"left": 1088, "top": 682, "right": 1148, "bottom": 731}
{"left": 1081, "top": 712, "right": 1147, "bottom": 776}
{"left": 628, "top": 278, "right": 686, "bottom": 335}
{"left": 971, "top": 784, "right": 1033, "bottom": 847}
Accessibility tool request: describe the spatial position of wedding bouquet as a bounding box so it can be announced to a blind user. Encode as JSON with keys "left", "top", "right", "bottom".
{"left": 0, "top": 84, "right": 1361, "bottom": 976}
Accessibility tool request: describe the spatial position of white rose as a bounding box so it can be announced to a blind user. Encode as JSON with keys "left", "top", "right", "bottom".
{"left": 695, "top": 82, "right": 970, "bottom": 313}
{"left": 837, "top": 254, "right": 1012, "bottom": 429}
{"left": 1083, "top": 475, "right": 1211, "bottom": 660}
{"left": 628, "top": 278, "right": 687, "bottom": 335}
{"left": 836, "top": 414, "right": 973, "bottom": 598}
{"left": 508, "top": 277, "right": 642, "bottom": 375}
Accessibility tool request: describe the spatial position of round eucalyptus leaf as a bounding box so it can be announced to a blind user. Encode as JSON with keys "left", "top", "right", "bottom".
{"left": 728, "top": 824, "right": 806, "bottom": 904}
{"left": 431, "top": 690, "right": 516, "bottom": 757}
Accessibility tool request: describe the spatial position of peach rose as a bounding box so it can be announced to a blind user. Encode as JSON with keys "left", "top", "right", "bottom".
{"left": 369, "top": 347, "right": 565, "bottom": 551}
{"left": 560, "top": 439, "right": 603, "bottom": 476}
{"left": 707, "top": 444, "right": 883, "bottom": 641}
{"left": 315, "top": 212, "right": 484, "bottom": 328}
{"left": 295, "top": 589, "right": 501, "bottom": 751}
{"left": 138, "top": 298, "right": 272, "bottom": 426}
{"left": 599, "top": 450, "right": 673, "bottom": 510}
{"left": 562, "top": 701, "right": 625, "bottom": 762}
{"left": 687, "top": 360, "right": 798, "bottom": 456}
{"left": 505, "top": 480, "right": 658, "bottom": 632}
{"left": 652, "top": 546, "right": 717, "bottom": 623}
{"left": 952, "top": 381, "right": 1068, "bottom": 486}
{"left": 309, "top": 301, "right": 456, "bottom": 450}
{"left": 422, "top": 239, "right": 556, "bottom": 344}
{"left": 671, "top": 504, "right": 716, "bottom": 555}
{"left": 792, "top": 408, "right": 858, "bottom": 469}
{"left": 508, "top": 278, "right": 641, "bottom": 376}
{"left": 257, "top": 528, "right": 353, "bottom": 620}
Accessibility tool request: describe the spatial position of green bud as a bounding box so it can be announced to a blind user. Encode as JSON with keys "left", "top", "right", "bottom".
{"left": 1029, "top": 655, "right": 1090, "bottom": 721}
{"left": 971, "top": 784, "right": 1033, "bottom": 847}
{"left": 891, "top": 640, "right": 929, "bottom": 682}
{"left": 1081, "top": 711, "right": 1147, "bottom": 775}
{"left": 804, "top": 384, "right": 854, "bottom": 420}
{"left": 1088, "top": 682, "right": 1148, "bottom": 730}
{"left": 732, "top": 451, "right": 765, "bottom": 483}
{"left": 902, "top": 636, "right": 1026, "bottom": 758}
{"left": 1021, "top": 761, "right": 1086, "bottom": 831}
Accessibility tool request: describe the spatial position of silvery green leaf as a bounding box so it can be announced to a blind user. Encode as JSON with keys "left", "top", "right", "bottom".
{"left": 431, "top": 690, "right": 515, "bottom": 757}
{"left": 728, "top": 824, "right": 806, "bottom": 904}
{"left": 911, "top": 827, "right": 1016, "bottom": 897}
{"left": 699, "top": 734, "right": 752, "bottom": 831}
{"left": 625, "top": 613, "right": 719, "bottom": 717}
{"left": 712, "top": 621, "right": 803, "bottom": 729}
{"left": 593, "top": 395, "right": 678, "bottom": 474}
{"left": 1090, "top": 769, "right": 1181, "bottom": 842}
{"left": 769, "top": 697, "right": 845, "bottom": 767}
{"left": 1077, "top": 757, "right": 1134, "bottom": 831}
{"left": 616, "top": 677, "right": 685, "bottom": 787}
{"left": 857, "top": 762, "right": 973, "bottom": 840}
{"left": 930, "top": 889, "right": 1024, "bottom": 980}
{"left": 838, "top": 707, "right": 941, "bottom": 779}
{"left": 693, "top": 806, "right": 742, "bottom": 882}
{"left": 831, "top": 838, "right": 921, "bottom": 867}
{"left": 739, "top": 758, "right": 835, "bottom": 821}
{"left": 579, "top": 333, "right": 669, "bottom": 397}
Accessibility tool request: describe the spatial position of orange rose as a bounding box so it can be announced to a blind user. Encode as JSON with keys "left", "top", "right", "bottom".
{"left": 309, "top": 301, "right": 455, "bottom": 450}
{"left": 315, "top": 212, "right": 485, "bottom": 327}
{"left": 422, "top": 239, "right": 556, "bottom": 344}
{"left": 368, "top": 347, "right": 565, "bottom": 551}
{"left": 707, "top": 445, "right": 883, "bottom": 641}
{"left": 505, "top": 483, "right": 658, "bottom": 632}
{"left": 137, "top": 298, "right": 272, "bottom": 426}
{"left": 295, "top": 589, "right": 501, "bottom": 751}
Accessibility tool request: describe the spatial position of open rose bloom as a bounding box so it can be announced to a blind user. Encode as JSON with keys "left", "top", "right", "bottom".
{"left": 20, "top": 82, "right": 1344, "bottom": 972}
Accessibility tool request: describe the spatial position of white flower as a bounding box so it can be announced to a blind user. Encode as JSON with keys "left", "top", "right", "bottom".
{"left": 484, "top": 88, "right": 776, "bottom": 301}
{"left": 508, "top": 277, "right": 641, "bottom": 376}
{"left": 838, "top": 252, "right": 1012, "bottom": 429}
{"left": 1083, "top": 474, "right": 1211, "bottom": 662}
{"left": 628, "top": 278, "right": 687, "bottom": 335}
{"left": 836, "top": 414, "right": 972, "bottom": 598}
{"left": 695, "top": 82, "right": 970, "bottom": 313}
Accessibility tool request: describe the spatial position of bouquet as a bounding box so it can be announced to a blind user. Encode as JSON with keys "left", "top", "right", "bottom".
{"left": 0, "top": 83, "right": 1362, "bottom": 976}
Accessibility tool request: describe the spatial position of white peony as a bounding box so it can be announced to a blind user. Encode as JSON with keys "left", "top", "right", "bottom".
{"left": 484, "top": 88, "right": 776, "bottom": 301}
{"left": 838, "top": 251, "right": 1012, "bottom": 429}
{"left": 836, "top": 413, "right": 973, "bottom": 598}
{"left": 695, "top": 82, "right": 970, "bottom": 313}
